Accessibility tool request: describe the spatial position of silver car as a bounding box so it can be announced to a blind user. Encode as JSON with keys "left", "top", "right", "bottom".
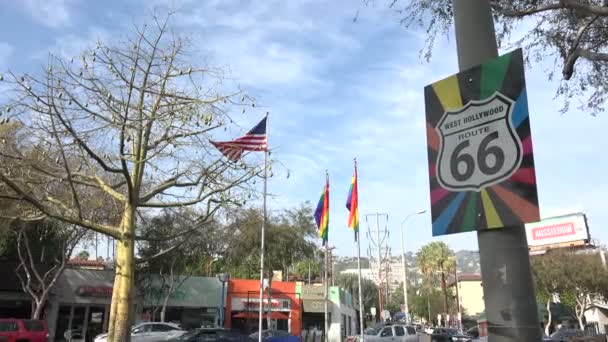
{"left": 94, "top": 322, "right": 185, "bottom": 342}
{"left": 364, "top": 324, "right": 418, "bottom": 342}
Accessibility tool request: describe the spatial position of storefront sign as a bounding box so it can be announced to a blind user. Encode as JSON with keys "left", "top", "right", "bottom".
{"left": 300, "top": 285, "right": 324, "bottom": 300}
{"left": 303, "top": 299, "right": 325, "bottom": 313}
{"left": 231, "top": 298, "right": 290, "bottom": 312}
{"left": 425, "top": 48, "right": 540, "bottom": 236}
{"left": 76, "top": 286, "right": 113, "bottom": 297}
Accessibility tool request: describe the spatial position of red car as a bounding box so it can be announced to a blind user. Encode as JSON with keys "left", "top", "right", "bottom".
{"left": 0, "top": 319, "right": 48, "bottom": 342}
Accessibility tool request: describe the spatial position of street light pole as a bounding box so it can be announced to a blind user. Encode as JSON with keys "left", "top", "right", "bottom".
{"left": 217, "top": 273, "right": 230, "bottom": 328}
{"left": 400, "top": 210, "right": 426, "bottom": 324}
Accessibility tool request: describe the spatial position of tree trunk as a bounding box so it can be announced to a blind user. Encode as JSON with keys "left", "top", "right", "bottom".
{"left": 107, "top": 205, "right": 136, "bottom": 342}
{"left": 545, "top": 298, "right": 552, "bottom": 336}
{"left": 577, "top": 313, "right": 585, "bottom": 331}
{"left": 160, "top": 282, "right": 174, "bottom": 322}
{"left": 160, "top": 295, "right": 169, "bottom": 322}
{"left": 575, "top": 295, "right": 587, "bottom": 331}
{"left": 441, "top": 271, "right": 449, "bottom": 317}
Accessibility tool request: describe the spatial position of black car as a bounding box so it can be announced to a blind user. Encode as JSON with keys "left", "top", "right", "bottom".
{"left": 465, "top": 326, "right": 479, "bottom": 339}
{"left": 543, "top": 329, "right": 585, "bottom": 342}
{"left": 168, "top": 328, "right": 254, "bottom": 342}
{"left": 431, "top": 328, "right": 472, "bottom": 342}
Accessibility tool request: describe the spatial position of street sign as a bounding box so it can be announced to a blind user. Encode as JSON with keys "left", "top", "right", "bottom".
{"left": 425, "top": 49, "right": 540, "bottom": 236}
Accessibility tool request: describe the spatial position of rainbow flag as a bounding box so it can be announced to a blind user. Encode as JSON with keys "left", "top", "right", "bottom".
{"left": 314, "top": 176, "right": 329, "bottom": 245}
{"left": 346, "top": 164, "right": 359, "bottom": 240}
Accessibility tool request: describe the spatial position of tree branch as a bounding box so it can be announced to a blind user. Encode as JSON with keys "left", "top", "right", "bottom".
{"left": 492, "top": 1, "right": 563, "bottom": 17}
{"left": 564, "top": 48, "right": 608, "bottom": 79}
{"left": 493, "top": 0, "right": 608, "bottom": 17}
{"left": 0, "top": 172, "right": 120, "bottom": 237}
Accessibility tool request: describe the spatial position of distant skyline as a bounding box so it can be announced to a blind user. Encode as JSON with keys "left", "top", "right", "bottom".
{"left": 0, "top": 0, "right": 606, "bottom": 257}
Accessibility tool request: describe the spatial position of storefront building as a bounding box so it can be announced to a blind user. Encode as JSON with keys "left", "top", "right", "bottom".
{"left": 46, "top": 268, "right": 225, "bottom": 341}
{"left": 139, "top": 276, "right": 224, "bottom": 329}
{"left": 297, "top": 283, "right": 359, "bottom": 342}
{"left": 225, "top": 279, "right": 301, "bottom": 336}
{"left": 46, "top": 268, "right": 115, "bottom": 342}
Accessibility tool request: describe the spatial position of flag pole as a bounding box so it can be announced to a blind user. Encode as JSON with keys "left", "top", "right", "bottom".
{"left": 324, "top": 245, "right": 329, "bottom": 342}
{"left": 323, "top": 170, "right": 329, "bottom": 342}
{"left": 258, "top": 112, "right": 269, "bottom": 342}
{"left": 354, "top": 159, "right": 365, "bottom": 342}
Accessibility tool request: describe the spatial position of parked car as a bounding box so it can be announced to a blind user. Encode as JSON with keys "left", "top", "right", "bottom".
{"left": 169, "top": 328, "right": 253, "bottom": 342}
{"left": 248, "top": 330, "right": 290, "bottom": 341}
{"left": 0, "top": 319, "right": 48, "bottom": 342}
{"left": 465, "top": 327, "right": 479, "bottom": 339}
{"left": 543, "top": 329, "right": 584, "bottom": 342}
{"left": 94, "top": 322, "right": 185, "bottom": 342}
{"left": 430, "top": 328, "right": 472, "bottom": 342}
{"left": 363, "top": 324, "right": 418, "bottom": 342}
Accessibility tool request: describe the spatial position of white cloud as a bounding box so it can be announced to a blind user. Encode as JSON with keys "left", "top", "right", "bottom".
{"left": 22, "top": 0, "right": 75, "bottom": 28}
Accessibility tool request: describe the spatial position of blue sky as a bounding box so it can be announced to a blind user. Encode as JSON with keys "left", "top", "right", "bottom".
{"left": 1, "top": 0, "right": 607, "bottom": 257}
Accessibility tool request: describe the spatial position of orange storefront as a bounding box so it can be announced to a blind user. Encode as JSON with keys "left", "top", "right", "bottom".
{"left": 225, "top": 279, "right": 301, "bottom": 335}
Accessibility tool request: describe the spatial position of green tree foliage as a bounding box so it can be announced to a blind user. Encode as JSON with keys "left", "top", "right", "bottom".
{"left": 386, "top": 0, "right": 608, "bottom": 114}
{"left": 76, "top": 250, "right": 90, "bottom": 260}
{"left": 532, "top": 249, "right": 608, "bottom": 330}
{"left": 222, "top": 203, "right": 319, "bottom": 279}
{"left": 293, "top": 259, "right": 322, "bottom": 282}
{"left": 417, "top": 241, "right": 455, "bottom": 315}
{"left": 384, "top": 281, "right": 452, "bottom": 317}
{"left": 334, "top": 273, "right": 379, "bottom": 316}
{"left": 136, "top": 208, "right": 225, "bottom": 322}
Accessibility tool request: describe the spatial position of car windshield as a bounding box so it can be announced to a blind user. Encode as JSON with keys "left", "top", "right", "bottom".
{"left": 364, "top": 327, "right": 381, "bottom": 335}
{"left": 551, "top": 330, "right": 583, "bottom": 338}
{"left": 23, "top": 320, "right": 44, "bottom": 331}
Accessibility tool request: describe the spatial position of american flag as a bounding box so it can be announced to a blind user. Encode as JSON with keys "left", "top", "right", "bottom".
{"left": 211, "top": 117, "right": 268, "bottom": 161}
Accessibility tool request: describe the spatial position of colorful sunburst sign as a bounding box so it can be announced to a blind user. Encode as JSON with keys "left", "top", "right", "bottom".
{"left": 424, "top": 49, "right": 540, "bottom": 236}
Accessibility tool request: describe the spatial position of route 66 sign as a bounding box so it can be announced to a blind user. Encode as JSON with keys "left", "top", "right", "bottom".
{"left": 424, "top": 49, "right": 540, "bottom": 236}
{"left": 436, "top": 92, "right": 522, "bottom": 191}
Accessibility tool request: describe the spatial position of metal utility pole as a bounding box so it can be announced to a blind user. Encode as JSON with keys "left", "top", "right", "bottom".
{"left": 400, "top": 210, "right": 426, "bottom": 323}
{"left": 365, "top": 213, "right": 389, "bottom": 317}
{"left": 453, "top": 1, "right": 541, "bottom": 340}
{"left": 453, "top": 262, "right": 461, "bottom": 331}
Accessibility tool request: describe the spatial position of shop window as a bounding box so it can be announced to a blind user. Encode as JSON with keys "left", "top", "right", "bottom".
{"left": 54, "top": 306, "right": 72, "bottom": 342}
{"left": 87, "top": 306, "right": 106, "bottom": 340}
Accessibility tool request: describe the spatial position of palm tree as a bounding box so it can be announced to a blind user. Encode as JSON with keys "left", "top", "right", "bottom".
{"left": 416, "top": 242, "right": 455, "bottom": 316}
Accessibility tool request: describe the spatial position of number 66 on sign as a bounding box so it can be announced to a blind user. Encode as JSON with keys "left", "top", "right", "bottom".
{"left": 424, "top": 49, "right": 540, "bottom": 236}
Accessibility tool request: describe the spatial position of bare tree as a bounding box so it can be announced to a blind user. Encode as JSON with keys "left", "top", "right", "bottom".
{"left": 0, "top": 13, "right": 261, "bottom": 341}
{"left": 385, "top": 0, "right": 608, "bottom": 114}
{"left": 14, "top": 219, "right": 85, "bottom": 319}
